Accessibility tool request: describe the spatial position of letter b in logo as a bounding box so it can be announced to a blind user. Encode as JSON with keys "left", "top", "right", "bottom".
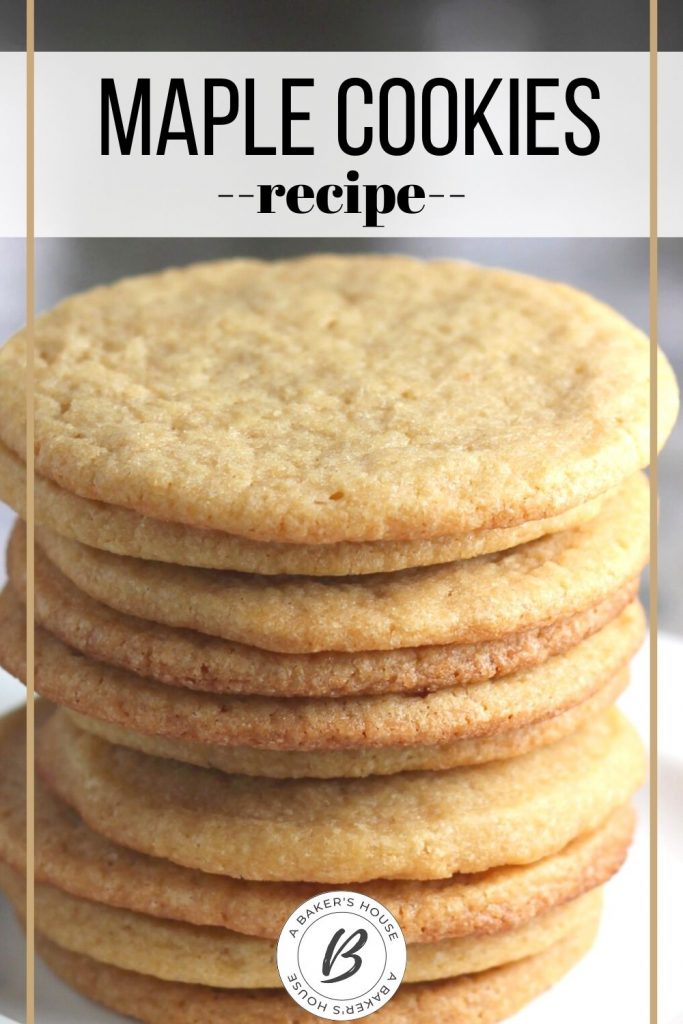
{"left": 321, "top": 927, "right": 368, "bottom": 984}
{"left": 277, "top": 891, "right": 407, "bottom": 1020}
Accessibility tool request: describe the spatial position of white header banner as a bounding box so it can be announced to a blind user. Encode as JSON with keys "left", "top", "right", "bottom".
{"left": 0, "top": 51, "right": 680, "bottom": 237}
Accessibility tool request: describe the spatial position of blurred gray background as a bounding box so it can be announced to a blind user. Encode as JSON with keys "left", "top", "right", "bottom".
{"left": 0, "top": 0, "right": 682, "bottom": 51}
{"left": 0, "top": 0, "right": 680, "bottom": 631}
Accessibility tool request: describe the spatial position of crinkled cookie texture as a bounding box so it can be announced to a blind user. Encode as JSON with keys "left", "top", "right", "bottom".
{"left": 0, "top": 707, "right": 636, "bottom": 942}
{"left": 36, "top": 709, "right": 645, "bottom": 882}
{"left": 0, "top": 585, "right": 643, "bottom": 751}
{"left": 0, "top": 864, "right": 600, "bottom": 988}
{"left": 35, "top": 920, "right": 600, "bottom": 1024}
{"left": 0, "top": 256, "right": 676, "bottom": 543}
{"left": 9, "top": 525, "right": 639, "bottom": 697}
{"left": 33, "top": 475, "right": 649, "bottom": 653}
{"left": 0, "top": 441, "right": 608, "bottom": 575}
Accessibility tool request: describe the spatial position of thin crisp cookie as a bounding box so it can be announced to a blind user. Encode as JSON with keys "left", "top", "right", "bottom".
{"left": 0, "top": 865, "right": 601, "bottom": 988}
{"left": 0, "top": 587, "right": 645, "bottom": 750}
{"left": 8, "top": 525, "right": 640, "bottom": 697}
{"left": 0, "top": 704, "right": 636, "bottom": 943}
{"left": 36, "top": 708, "right": 645, "bottom": 882}
{"left": 33, "top": 918, "right": 601, "bottom": 1023}
{"left": 65, "top": 668, "right": 630, "bottom": 776}
{"left": 0, "top": 440, "right": 609, "bottom": 575}
{"left": 32, "top": 475, "right": 649, "bottom": 653}
{"left": 0, "top": 255, "right": 676, "bottom": 543}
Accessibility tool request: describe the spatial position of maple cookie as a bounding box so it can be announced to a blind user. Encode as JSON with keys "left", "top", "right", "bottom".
{"left": 36, "top": 708, "right": 644, "bottom": 882}
{"left": 0, "top": 441, "right": 609, "bottom": 575}
{"left": 9, "top": 525, "right": 639, "bottom": 698}
{"left": 32, "top": 475, "right": 648, "bottom": 653}
{"left": 34, "top": 919, "right": 600, "bottom": 1024}
{"left": 0, "top": 256, "right": 676, "bottom": 545}
{"left": 0, "top": 863, "right": 600, "bottom": 989}
{"left": 0, "top": 585, "right": 644, "bottom": 753}
{"left": 65, "top": 668, "right": 629, "bottom": 776}
{"left": 0, "top": 706, "right": 636, "bottom": 943}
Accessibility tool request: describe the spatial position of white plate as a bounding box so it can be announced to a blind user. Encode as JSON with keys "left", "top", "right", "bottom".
{"left": 1, "top": 628, "right": 680, "bottom": 1022}
{"left": 658, "top": 631, "right": 683, "bottom": 1024}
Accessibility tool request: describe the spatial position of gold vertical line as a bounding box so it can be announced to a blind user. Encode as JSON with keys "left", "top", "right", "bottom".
{"left": 25, "top": 2, "right": 35, "bottom": 1024}
{"left": 649, "top": 2, "right": 658, "bottom": 1023}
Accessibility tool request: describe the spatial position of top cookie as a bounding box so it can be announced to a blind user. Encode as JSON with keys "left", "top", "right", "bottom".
{"left": 0, "top": 256, "right": 676, "bottom": 543}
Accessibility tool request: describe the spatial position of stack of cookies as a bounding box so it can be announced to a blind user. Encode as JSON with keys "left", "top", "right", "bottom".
{"left": 0, "top": 256, "right": 678, "bottom": 1024}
